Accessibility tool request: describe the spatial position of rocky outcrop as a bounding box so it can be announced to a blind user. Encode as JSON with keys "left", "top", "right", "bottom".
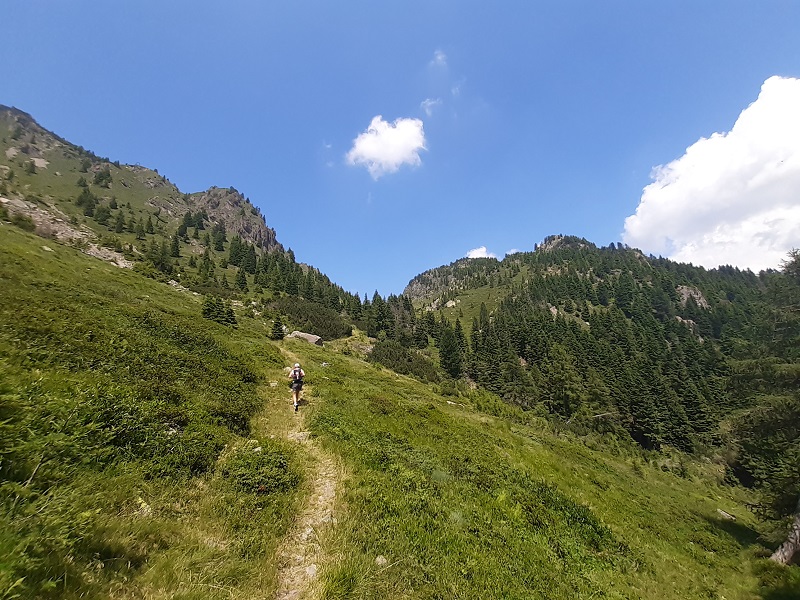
{"left": 288, "top": 331, "right": 323, "bottom": 346}
{"left": 676, "top": 285, "right": 709, "bottom": 308}
{"left": 187, "top": 186, "right": 282, "bottom": 253}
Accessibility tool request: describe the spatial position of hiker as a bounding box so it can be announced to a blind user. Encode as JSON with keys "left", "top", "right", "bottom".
{"left": 289, "top": 362, "right": 305, "bottom": 411}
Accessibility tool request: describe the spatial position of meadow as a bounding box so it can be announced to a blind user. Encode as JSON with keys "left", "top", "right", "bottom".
{"left": 1, "top": 223, "right": 797, "bottom": 599}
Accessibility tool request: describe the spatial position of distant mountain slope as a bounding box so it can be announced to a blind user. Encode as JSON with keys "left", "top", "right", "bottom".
{"left": 0, "top": 104, "right": 375, "bottom": 342}
{"left": 0, "top": 104, "right": 282, "bottom": 253}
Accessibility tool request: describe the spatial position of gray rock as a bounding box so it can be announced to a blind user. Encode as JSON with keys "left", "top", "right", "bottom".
{"left": 288, "top": 331, "right": 323, "bottom": 346}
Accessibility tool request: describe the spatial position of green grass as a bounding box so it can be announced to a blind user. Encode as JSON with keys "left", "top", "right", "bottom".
{"left": 0, "top": 225, "right": 301, "bottom": 599}
{"left": 278, "top": 341, "right": 787, "bottom": 599}
{"left": 2, "top": 223, "right": 798, "bottom": 599}
{"left": 418, "top": 264, "right": 531, "bottom": 332}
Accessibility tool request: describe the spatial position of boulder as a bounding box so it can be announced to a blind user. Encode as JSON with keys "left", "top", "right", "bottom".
{"left": 288, "top": 331, "right": 323, "bottom": 346}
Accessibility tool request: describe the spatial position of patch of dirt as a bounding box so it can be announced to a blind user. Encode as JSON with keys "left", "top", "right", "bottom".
{"left": 85, "top": 243, "right": 134, "bottom": 268}
{"left": 1, "top": 196, "right": 132, "bottom": 268}
{"left": 274, "top": 358, "right": 341, "bottom": 600}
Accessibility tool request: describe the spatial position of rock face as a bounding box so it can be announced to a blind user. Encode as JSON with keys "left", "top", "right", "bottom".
{"left": 676, "top": 285, "right": 709, "bottom": 309}
{"left": 188, "top": 187, "right": 282, "bottom": 253}
{"left": 0, "top": 106, "right": 284, "bottom": 258}
{"left": 288, "top": 331, "right": 323, "bottom": 346}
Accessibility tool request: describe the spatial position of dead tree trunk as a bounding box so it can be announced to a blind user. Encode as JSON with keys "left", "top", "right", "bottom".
{"left": 771, "top": 495, "right": 800, "bottom": 565}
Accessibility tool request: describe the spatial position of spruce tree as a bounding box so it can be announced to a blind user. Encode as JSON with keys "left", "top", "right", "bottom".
{"left": 438, "top": 323, "right": 462, "bottom": 379}
{"left": 270, "top": 316, "right": 285, "bottom": 340}
{"left": 235, "top": 266, "right": 248, "bottom": 292}
{"left": 244, "top": 245, "right": 257, "bottom": 274}
{"left": 170, "top": 233, "right": 180, "bottom": 258}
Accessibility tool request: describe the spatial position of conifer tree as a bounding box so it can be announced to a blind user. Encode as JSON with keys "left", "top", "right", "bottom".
{"left": 438, "top": 323, "right": 463, "bottom": 378}
{"left": 270, "top": 316, "right": 285, "bottom": 340}
{"left": 114, "top": 211, "right": 125, "bottom": 233}
{"left": 145, "top": 215, "right": 154, "bottom": 234}
{"left": 224, "top": 300, "right": 237, "bottom": 327}
{"left": 454, "top": 318, "right": 467, "bottom": 355}
{"left": 235, "top": 266, "right": 248, "bottom": 292}
{"left": 244, "top": 245, "right": 257, "bottom": 274}
{"left": 170, "top": 232, "right": 180, "bottom": 258}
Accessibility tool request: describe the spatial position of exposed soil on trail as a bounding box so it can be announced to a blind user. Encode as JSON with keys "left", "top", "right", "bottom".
{"left": 274, "top": 352, "right": 341, "bottom": 600}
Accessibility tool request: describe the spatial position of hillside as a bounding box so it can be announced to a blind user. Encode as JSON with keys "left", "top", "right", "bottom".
{"left": 1, "top": 108, "right": 799, "bottom": 598}
{"left": 0, "top": 105, "right": 366, "bottom": 333}
{"left": 0, "top": 105, "right": 281, "bottom": 254}
{"left": 2, "top": 224, "right": 798, "bottom": 599}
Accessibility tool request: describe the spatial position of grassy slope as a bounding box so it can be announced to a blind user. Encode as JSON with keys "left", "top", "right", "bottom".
{"left": 414, "top": 264, "right": 530, "bottom": 332}
{"left": 2, "top": 223, "right": 795, "bottom": 599}
{"left": 0, "top": 225, "right": 303, "bottom": 599}
{"left": 286, "top": 343, "right": 778, "bottom": 599}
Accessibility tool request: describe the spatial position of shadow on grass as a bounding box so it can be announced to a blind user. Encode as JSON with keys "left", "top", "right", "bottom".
{"left": 703, "top": 515, "right": 762, "bottom": 548}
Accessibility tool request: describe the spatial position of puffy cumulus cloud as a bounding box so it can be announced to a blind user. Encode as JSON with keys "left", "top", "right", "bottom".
{"left": 466, "top": 246, "right": 496, "bottom": 259}
{"left": 623, "top": 76, "right": 800, "bottom": 272}
{"left": 346, "top": 116, "right": 426, "bottom": 180}
{"left": 421, "top": 98, "right": 442, "bottom": 117}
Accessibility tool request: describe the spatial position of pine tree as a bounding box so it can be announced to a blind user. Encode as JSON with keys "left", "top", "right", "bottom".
{"left": 244, "top": 245, "right": 257, "bottom": 274}
{"left": 438, "top": 323, "right": 462, "bottom": 378}
{"left": 170, "top": 233, "right": 180, "bottom": 258}
{"left": 454, "top": 318, "right": 468, "bottom": 355}
{"left": 270, "top": 316, "right": 285, "bottom": 340}
{"left": 146, "top": 215, "right": 154, "bottom": 235}
{"left": 224, "top": 300, "right": 237, "bottom": 327}
{"left": 235, "top": 266, "right": 248, "bottom": 292}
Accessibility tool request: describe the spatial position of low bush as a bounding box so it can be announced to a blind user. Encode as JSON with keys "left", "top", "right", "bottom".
{"left": 220, "top": 439, "right": 300, "bottom": 495}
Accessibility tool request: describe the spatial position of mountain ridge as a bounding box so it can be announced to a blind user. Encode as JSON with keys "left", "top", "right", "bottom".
{"left": 0, "top": 104, "right": 283, "bottom": 255}
{"left": 2, "top": 104, "right": 799, "bottom": 597}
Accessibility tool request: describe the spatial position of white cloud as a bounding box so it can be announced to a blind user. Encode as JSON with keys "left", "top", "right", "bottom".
{"left": 346, "top": 116, "right": 426, "bottom": 179}
{"left": 421, "top": 98, "right": 442, "bottom": 117}
{"left": 430, "top": 50, "right": 447, "bottom": 68}
{"left": 623, "top": 75, "right": 800, "bottom": 272}
{"left": 466, "top": 246, "right": 496, "bottom": 259}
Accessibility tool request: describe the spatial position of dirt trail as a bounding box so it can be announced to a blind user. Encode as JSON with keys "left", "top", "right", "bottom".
{"left": 274, "top": 352, "right": 341, "bottom": 600}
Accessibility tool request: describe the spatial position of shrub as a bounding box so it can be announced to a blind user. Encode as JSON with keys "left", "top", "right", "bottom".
{"left": 11, "top": 212, "right": 35, "bottom": 231}
{"left": 220, "top": 439, "right": 300, "bottom": 495}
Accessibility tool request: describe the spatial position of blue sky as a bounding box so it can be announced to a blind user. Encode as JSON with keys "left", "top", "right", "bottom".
{"left": 4, "top": 1, "right": 800, "bottom": 296}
